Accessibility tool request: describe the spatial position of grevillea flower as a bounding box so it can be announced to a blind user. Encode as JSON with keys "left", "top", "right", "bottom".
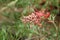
{"left": 44, "top": 12, "right": 50, "bottom": 18}
{"left": 21, "top": 9, "right": 50, "bottom": 27}
{"left": 35, "top": 10, "right": 50, "bottom": 19}
{"left": 35, "top": 11, "right": 44, "bottom": 18}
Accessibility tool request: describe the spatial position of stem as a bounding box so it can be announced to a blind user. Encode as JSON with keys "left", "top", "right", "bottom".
{"left": 52, "top": 22, "right": 58, "bottom": 40}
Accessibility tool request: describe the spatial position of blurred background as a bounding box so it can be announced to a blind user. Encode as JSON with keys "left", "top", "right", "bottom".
{"left": 0, "top": 0, "right": 59, "bottom": 40}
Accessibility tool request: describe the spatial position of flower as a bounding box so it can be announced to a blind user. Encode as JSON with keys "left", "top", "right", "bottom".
{"left": 44, "top": 12, "right": 50, "bottom": 18}
{"left": 35, "top": 11, "right": 44, "bottom": 18}
{"left": 21, "top": 9, "right": 50, "bottom": 27}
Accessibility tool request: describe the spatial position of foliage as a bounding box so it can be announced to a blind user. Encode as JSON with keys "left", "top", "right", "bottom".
{"left": 0, "top": 0, "right": 59, "bottom": 40}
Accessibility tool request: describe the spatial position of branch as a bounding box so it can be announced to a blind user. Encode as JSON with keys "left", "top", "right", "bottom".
{"left": 0, "top": 0, "right": 18, "bottom": 12}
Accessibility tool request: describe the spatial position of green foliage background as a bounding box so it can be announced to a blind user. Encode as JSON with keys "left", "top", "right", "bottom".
{"left": 0, "top": 0, "right": 59, "bottom": 40}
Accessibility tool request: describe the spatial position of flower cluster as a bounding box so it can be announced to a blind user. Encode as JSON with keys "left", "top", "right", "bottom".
{"left": 22, "top": 9, "right": 50, "bottom": 27}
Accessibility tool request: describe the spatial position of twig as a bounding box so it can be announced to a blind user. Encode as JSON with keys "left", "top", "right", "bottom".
{"left": 52, "top": 21, "right": 58, "bottom": 40}
{"left": 0, "top": 0, "right": 18, "bottom": 12}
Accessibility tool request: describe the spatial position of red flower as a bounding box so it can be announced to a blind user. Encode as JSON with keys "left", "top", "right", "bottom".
{"left": 35, "top": 11, "right": 44, "bottom": 18}
{"left": 22, "top": 9, "right": 50, "bottom": 28}
{"left": 44, "top": 12, "right": 50, "bottom": 18}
